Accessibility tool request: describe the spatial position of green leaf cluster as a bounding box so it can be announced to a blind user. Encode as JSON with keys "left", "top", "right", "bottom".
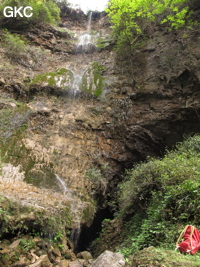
{"left": 106, "top": 0, "right": 194, "bottom": 46}
{"left": 117, "top": 135, "right": 200, "bottom": 256}
{"left": 1, "top": 30, "right": 27, "bottom": 61}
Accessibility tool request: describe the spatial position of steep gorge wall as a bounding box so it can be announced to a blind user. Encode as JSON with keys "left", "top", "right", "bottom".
{"left": 1, "top": 12, "right": 200, "bottom": 232}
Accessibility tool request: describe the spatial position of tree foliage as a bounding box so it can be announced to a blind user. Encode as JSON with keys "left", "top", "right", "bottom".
{"left": 106, "top": 0, "right": 194, "bottom": 46}
{"left": 0, "top": 0, "right": 60, "bottom": 29}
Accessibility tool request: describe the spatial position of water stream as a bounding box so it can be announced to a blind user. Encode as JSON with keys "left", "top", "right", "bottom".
{"left": 76, "top": 12, "right": 99, "bottom": 54}
{"left": 87, "top": 11, "right": 92, "bottom": 31}
{"left": 70, "top": 226, "right": 81, "bottom": 253}
{"left": 59, "top": 12, "right": 109, "bottom": 251}
{"left": 68, "top": 72, "right": 83, "bottom": 97}
{"left": 55, "top": 174, "right": 68, "bottom": 193}
{"left": 69, "top": 11, "right": 101, "bottom": 99}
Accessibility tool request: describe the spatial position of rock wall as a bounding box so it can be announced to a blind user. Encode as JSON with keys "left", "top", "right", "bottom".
{"left": 1, "top": 9, "right": 200, "bottom": 243}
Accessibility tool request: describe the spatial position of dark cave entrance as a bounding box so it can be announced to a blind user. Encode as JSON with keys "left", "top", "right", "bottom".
{"left": 71, "top": 207, "right": 114, "bottom": 253}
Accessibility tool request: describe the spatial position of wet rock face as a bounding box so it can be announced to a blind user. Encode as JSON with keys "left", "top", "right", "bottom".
{"left": 1, "top": 11, "right": 200, "bottom": 247}
{"left": 2, "top": 26, "right": 200, "bottom": 196}
{"left": 59, "top": 5, "right": 86, "bottom": 23}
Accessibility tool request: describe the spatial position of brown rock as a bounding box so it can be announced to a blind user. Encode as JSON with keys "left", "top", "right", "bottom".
{"left": 52, "top": 246, "right": 62, "bottom": 257}
{"left": 68, "top": 260, "right": 83, "bottom": 267}
{"left": 76, "top": 251, "right": 93, "bottom": 261}
{"left": 9, "top": 239, "right": 21, "bottom": 249}
{"left": 91, "top": 250, "right": 125, "bottom": 267}
{"left": 28, "top": 254, "right": 52, "bottom": 267}
{"left": 60, "top": 259, "right": 70, "bottom": 267}
{"left": 12, "top": 255, "right": 31, "bottom": 267}
{"left": 0, "top": 77, "right": 5, "bottom": 85}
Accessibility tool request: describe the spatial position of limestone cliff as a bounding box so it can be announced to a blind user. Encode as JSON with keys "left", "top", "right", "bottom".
{"left": 0, "top": 8, "right": 200, "bottom": 261}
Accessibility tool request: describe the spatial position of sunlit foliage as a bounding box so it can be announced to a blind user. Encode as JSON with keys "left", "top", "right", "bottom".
{"left": 106, "top": 0, "right": 194, "bottom": 45}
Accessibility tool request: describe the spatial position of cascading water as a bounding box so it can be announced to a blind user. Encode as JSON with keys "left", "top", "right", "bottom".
{"left": 68, "top": 72, "right": 83, "bottom": 97}
{"left": 76, "top": 12, "right": 99, "bottom": 54}
{"left": 69, "top": 11, "right": 98, "bottom": 96}
{"left": 63, "top": 12, "right": 109, "bottom": 251}
{"left": 70, "top": 226, "right": 81, "bottom": 253}
{"left": 87, "top": 11, "right": 92, "bottom": 31}
{"left": 55, "top": 174, "right": 68, "bottom": 193}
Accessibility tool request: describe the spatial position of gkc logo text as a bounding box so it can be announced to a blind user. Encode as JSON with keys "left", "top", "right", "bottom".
{"left": 3, "top": 6, "right": 33, "bottom": 17}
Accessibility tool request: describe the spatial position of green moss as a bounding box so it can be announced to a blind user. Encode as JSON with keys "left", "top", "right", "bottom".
{"left": 97, "top": 37, "right": 113, "bottom": 50}
{"left": 30, "top": 68, "right": 74, "bottom": 89}
{"left": 0, "top": 102, "right": 30, "bottom": 144}
{"left": 80, "top": 62, "right": 106, "bottom": 97}
{"left": 0, "top": 195, "right": 71, "bottom": 243}
{"left": 130, "top": 247, "right": 200, "bottom": 267}
{"left": 0, "top": 100, "right": 64, "bottom": 192}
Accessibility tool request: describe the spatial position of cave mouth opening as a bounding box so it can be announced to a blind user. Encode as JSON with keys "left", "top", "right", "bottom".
{"left": 72, "top": 207, "right": 114, "bottom": 253}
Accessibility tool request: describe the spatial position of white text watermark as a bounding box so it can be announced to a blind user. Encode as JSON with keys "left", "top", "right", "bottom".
{"left": 3, "top": 6, "right": 33, "bottom": 18}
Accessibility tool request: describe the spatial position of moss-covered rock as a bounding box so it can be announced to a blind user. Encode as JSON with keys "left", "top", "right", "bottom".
{"left": 31, "top": 68, "right": 74, "bottom": 90}
{"left": 80, "top": 62, "right": 105, "bottom": 97}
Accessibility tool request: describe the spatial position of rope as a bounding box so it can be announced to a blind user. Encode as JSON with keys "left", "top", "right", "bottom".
{"left": 176, "top": 225, "right": 195, "bottom": 251}
{"left": 176, "top": 225, "right": 189, "bottom": 247}
{"left": 190, "top": 225, "right": 195, "bottom": 250}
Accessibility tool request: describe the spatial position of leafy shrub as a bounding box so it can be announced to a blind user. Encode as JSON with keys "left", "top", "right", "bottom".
{"left": 106, "top": 0, "right": 196, "bottom": 47}
{"left": 1, "top": 30, "right": 27, "bottom": 62}
{"left": 116, "top": 135, "right": 200, "bottom": 256}
{"left": 1, "top": 30, "right": 46, "bottom": 67}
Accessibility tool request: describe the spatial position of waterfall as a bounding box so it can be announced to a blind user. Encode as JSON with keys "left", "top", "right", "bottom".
{"left": 87, "top": 11, "right": 92, "bottom": 31}
{"left": 68, "top": 72, "right": 83, "bottom": 97}
{"left": 76, "top": 11, "right": 99, "bottom": 54}
{"left": 70, "top": 226, "right": 81, "bottom": 252}
{"left": 55, "top": 174, "right": 68, "bottom": 193}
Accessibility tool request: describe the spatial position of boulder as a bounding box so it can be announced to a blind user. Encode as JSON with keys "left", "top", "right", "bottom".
{"left": 30, "top": 68, "right": 74, "bottom": 90}
{"left": 0, "top": 77, "right": 6, "bottom": 86}
{"left": 9, "top": 239, "right": 21, "bottom": 249}
{"left": 60, "top": 259, "right": 70, "bottom": 267}
{"left": 91, "top": 250, "right": 125, "bottom": 267}
{"left": 76, "top": 251, "right": 93, "bottom": 261}
{"left": 51, "top": 246, "right": 62, "bottom": 257}
{"left": 28, "top": 254, "right": 52, "bottom": 267}
{"left": 68, "top": 260, "right": 84, "bottom": 267}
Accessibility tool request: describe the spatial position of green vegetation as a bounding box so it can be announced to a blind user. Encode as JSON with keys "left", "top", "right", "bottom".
{"left": 129, "top": 247, "right": 200, "bottom": 267}
{"left": 106, "top": 0, "right": 197, "bottom": 46}
{"left": 0, "top": 195, "right": 71, "bottom": 266}
{"left": 0, "top": 0, "right": 60, "bottom": 29}
{"left": 85, "top": 166, "right": 108, "bottom": 196}
{"left": 20, "top": 238, "right": 36, "bottom": 251}
{"left": 94, "top": 135, "right": 200, "bottom": 260}
{"left": 1, "top": 30, "right": 28, "bottom": 64}
{"left": 117, "top": 135, "right": 200, "bottom": 257}
{"left": 81, "top": 62, "right": 106, "bottom": 97}
{"left": 0, "top": 194, "right": 70, "bottom": 242}
{"left": 1, "top": 30, "right": 46, "bottom": 66}
{"left": 31, "top": 68, "right": 74, "bottom": 89}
